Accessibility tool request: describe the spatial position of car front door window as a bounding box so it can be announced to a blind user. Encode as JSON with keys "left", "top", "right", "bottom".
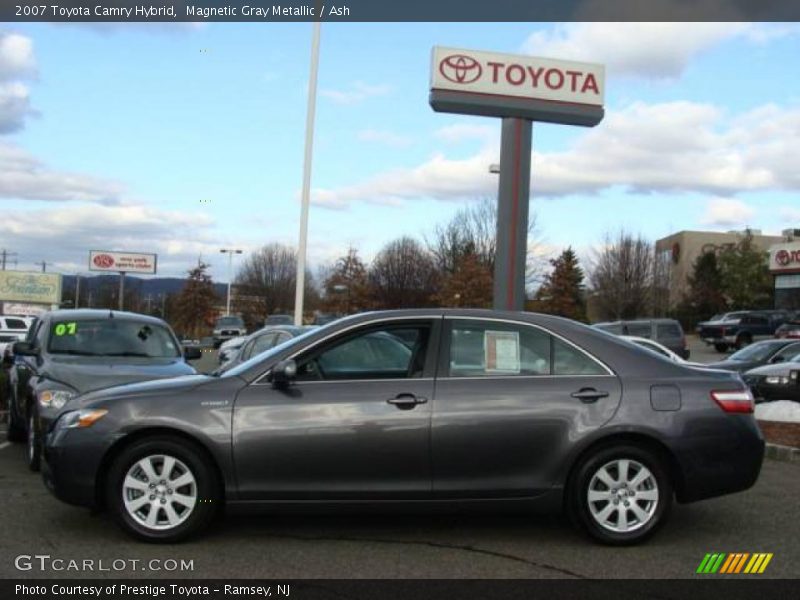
{"left": 297, "top": 326, "right": 428, "bottom": 381}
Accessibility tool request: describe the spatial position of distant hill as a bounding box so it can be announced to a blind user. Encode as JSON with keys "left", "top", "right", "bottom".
{"left": 61, "top": 274, "right": 227, "bottom": 298}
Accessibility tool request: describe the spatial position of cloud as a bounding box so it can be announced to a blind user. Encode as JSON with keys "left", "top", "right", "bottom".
{"left": 700, "top": 198, "right": 756, "bottom": 228}
{"left": 0, "top": 32, "right": 36, "bottom": 81}
{"left": 308, "top": 101, "right": 800, "bottom": 209}
{"left": 434, "top": 123, "right": 497, "bottom": 144}
{"left": 0, "top": 202, "right": 220, "bottom": 275}
{"left": 320, "top": 81, "right": 391, "bottom": 105}
{"left": 356, "top": 129, "right": 413, "bottom": 148}
{"left": 0, "top": 82, "right": 37, "bottom": 133}
{"left": 521, "top": 23, "right": 792, "bottom": 79}
{"left": 0, "top": 142, "right": 125, "bottom": 203}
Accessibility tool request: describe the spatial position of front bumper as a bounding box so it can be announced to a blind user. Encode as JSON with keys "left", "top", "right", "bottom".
{"left": 42, "top": 426, "right": 119, "bottom": 509}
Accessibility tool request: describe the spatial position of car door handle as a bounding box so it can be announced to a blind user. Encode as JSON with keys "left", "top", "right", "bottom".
{"left": 387, "top": 394, "right": 428, "bottom": 409}
{"left": 571, "top": 388, "right": 609, "bottom": 403}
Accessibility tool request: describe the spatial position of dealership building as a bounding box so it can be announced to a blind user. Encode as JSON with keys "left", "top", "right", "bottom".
{"left": 655, "top": 228, "right": 798, "bottom": 309}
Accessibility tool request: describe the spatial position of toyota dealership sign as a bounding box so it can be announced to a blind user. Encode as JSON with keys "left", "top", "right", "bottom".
{"left": 430, "top": 46, "right": 605, "bottom": 126}
{"left": 89, "top": 250, "right": 157, "bottom": 274}
{"left": 769, "top": 242, "right": 800, "bottom": 274}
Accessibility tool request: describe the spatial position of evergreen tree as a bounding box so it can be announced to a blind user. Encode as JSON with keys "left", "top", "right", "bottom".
{"left": 718, "top": 231, "right": 774, "bottom": 310}
{"left": 531, "top": 247, "right": 587, "bottom": 321}
{"left": 172, "top": 262, "right": 219, "bottom": 338}
{"left": 322, "top": 247, "right": 371, "bottom": 314}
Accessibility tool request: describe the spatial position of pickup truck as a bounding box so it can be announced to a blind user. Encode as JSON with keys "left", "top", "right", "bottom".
{"left": 698, "top": 310, "right": 789, "bottom": 352}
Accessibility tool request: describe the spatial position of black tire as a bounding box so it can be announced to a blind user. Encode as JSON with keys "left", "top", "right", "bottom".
{"left": 735, "top": 333, "right": 752, "bottom": 350}
{"left": 569, "top": 444, "right": 672, "bottom": 545}
{"left": 6, "top": 403, "right": 26, "bottom": 442}
{"left": 106, "top": 436, "right": 219, "bottom": 543}
{"left": 26, "top": 409, "right": 41, "bottom": 472}
{"left": 714, "top": 343, "right": 729, "bottom": 353}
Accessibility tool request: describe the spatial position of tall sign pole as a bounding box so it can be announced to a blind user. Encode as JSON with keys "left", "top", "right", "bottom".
{"left": 429, "top": 47, "right": 605, "bottom": 311}
{"left": 294, "top": 20, "right": 322, "bottom": 326}
{"left": 494, "top": 118, "right": 532, "bottom": 310}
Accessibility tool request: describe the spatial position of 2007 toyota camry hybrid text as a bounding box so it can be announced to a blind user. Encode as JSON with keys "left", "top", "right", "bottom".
{"left": 42, "top": 309, "right": 764, "bottom": 545}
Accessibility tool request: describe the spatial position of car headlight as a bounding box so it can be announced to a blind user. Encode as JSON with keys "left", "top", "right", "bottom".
{"left": 38, "top": 389, "right": 76, "bottom": 409}
{"left": 56, "top": 409, "right": 108, "bottom": 430}
{"left": 765, "top": 375, "right": 790, "bottom": 385}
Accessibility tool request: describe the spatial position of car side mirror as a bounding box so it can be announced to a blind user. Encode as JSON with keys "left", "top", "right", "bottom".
{"left": 183, "top": 346, "right": 202, "bottom": 361}
{"left": 12, "top": 341, "right": 38, "bottom": 357}
{"left": 271, "top": 359, "right": 297, "bottom": 387}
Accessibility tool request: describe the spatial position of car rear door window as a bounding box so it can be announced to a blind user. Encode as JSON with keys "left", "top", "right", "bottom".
{"left": 656, "top": 322, "right": 682, "bottom": 339}
{"left": 449, "top": 322, "right": 551, "bottom": 377}
{"left": 296, "top": 325, "right": 430, "bottom": 381}
{"left": 626, "top": 322, "right": 652, "bottom": 338}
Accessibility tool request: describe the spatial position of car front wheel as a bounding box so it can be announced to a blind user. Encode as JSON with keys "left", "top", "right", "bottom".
{"left": 107, "top": 437, "right": 219, "bottom": 543}
{"left": 570, "top": 445, "right": 672, "bottom": 545}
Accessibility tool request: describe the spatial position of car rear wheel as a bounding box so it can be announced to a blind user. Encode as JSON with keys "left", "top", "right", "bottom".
{"left": 735, "top": 333, "right": 752, "bottom": 349}
{"left": 570, "top": 445, "right": 672, "bottom": 545}
{"left": 26, "top": 411, "right": 41, "bottom": 472}
{"left": 714, "top": 343, "right": 729, "bottom": 353}
{"left": 107, "top": 437, "right": 219, "bottom": 543}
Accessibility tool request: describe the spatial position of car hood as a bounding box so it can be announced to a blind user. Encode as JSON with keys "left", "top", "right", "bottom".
{"left": 42, "top": 356, "right": 197, "bottom": 394}
{"left": 746, "top": 362, "right": 800, "bottom": 377}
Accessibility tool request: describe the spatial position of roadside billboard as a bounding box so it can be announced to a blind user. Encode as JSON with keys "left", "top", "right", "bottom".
{"left": 0, "top": 271, "right": 62, "bottom": 305}
{"left": 89, "top": 250, "right": 157, "bottom": 274}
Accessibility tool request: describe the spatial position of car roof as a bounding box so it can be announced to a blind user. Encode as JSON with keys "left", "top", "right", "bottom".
{"left": 41, "top": 308, "right": 170, "bottom": 327}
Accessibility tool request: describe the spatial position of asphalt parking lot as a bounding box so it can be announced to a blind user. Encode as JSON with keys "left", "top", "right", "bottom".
{"left": 1, "top": 336, "right": 797, "bottom": 580}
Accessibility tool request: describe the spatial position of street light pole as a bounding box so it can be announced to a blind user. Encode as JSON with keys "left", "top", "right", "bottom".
{"left": 294, "top": 20, "right": 322, "bottom": 327}
{"left": 220, "top": 248, "right": 243, "bottom": 316}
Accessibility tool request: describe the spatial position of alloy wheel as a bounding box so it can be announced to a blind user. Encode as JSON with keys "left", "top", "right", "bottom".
{"left": 122, "top": 454, "right": 197, "bottom": 531}
{"left": 587, "top": 458, "right": 659, "bottom": 533}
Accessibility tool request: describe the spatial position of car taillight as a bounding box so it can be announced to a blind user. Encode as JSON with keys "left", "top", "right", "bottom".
{"left": 711, "top": 389, "right": 754, "bottom": 414}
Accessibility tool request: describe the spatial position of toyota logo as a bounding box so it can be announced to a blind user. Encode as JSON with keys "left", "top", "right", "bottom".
{"left": 93, "top": 254, "right": 115, "bottom": 268}
{"left": 775, "top": 249, "right": 791, "bottom": 266}
{"left": 439, "top": 54, "right": 482, "bottom": 84}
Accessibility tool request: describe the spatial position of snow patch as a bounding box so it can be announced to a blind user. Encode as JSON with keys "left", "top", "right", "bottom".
{"left": 755, "top": 400, "right": 800, "bottom": 424}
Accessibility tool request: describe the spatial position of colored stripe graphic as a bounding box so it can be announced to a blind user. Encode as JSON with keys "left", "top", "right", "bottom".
{"left": 700, "top": 553, "right": 773, "bottom": 575}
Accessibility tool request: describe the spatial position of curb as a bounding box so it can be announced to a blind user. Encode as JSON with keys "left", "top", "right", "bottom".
{"left": 765, "top": 443, "right": 800, "bottom": 463}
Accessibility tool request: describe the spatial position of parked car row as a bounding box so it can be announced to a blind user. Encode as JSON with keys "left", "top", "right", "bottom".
{"left": 11, "top": 308, "right": 762, "bottom": 546}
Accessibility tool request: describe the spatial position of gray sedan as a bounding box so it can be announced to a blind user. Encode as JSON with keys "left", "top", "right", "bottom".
{"left": 42, "top": 309, "right": 764, "bottom": 545}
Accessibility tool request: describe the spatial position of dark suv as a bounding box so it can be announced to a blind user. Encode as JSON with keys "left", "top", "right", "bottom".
{"left": 698, "top": 310, "right": 788, "bottom": 352}
{"left": 593, "top": 319, "right": 688, "bottom": 359}
{"left": 6, "top": 309, "right": 201, "bottom": 471}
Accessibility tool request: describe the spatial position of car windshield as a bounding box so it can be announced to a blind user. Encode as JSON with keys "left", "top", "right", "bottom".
{"left": 728, "top": 342, "right": 776, "bottom": 362}
{"left": 47, "top": 319, "right": 180, "bottom": 358}
{"left": 220, "top": 326, "right": 322, "bottom": 378}
{"left": 216, "top": 317, "right": 243, "bottom": 327}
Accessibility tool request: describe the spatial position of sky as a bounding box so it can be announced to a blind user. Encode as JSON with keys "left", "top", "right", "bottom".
{"left": 1, "top": 21, "right": 800, "bottom": 281}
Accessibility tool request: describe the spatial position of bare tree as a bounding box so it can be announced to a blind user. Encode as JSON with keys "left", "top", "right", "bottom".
{"left": 589, "top": 232, "right": 654, "bottom": 320}
{"left": 321, "top": 246, "right": 371, "bottom": 315}
{"left": 234, "top": 243, "right": 317, "bottom": 327}
{"left": 368, "top": 237, "right": 438, "bottom": 309}
{"left": 426, "top": 197, "right": 548, "bottom": 292}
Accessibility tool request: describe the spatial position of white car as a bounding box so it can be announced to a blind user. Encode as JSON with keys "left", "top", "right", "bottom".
{"left": 621, "top": 335, "right": 706, "bottom": 367}
{"left": 217, "top": 335, "right": 247, "bottom": 366}
{"left": 0, "top": 315, "right": 36, "bottom": 360}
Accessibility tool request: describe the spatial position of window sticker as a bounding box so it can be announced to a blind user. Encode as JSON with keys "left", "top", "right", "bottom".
{"left": 484, "top": 330, "right": 520, "bottom": 374}
{"left": 53, "top": 322, "right": 77, "bottom": 336}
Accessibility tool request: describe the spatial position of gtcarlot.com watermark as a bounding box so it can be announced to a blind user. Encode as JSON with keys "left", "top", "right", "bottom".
{"left": 14, "top": 554, "right": 194, "bottom": 572}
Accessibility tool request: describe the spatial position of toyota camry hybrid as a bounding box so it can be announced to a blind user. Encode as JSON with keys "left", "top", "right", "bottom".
{"left": 41, "top": 310, "right": 764, "bottom": 545}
